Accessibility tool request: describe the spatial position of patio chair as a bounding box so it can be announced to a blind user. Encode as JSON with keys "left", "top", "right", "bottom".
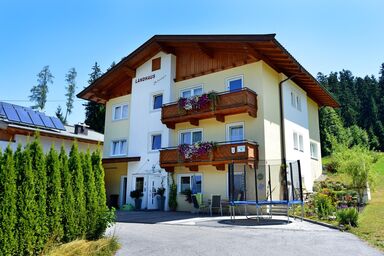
{"left": 210, "top": 194, "right": 223, "bottom": 216}
{"left": 192, "top": 195, "right": 209, "bottom": 214}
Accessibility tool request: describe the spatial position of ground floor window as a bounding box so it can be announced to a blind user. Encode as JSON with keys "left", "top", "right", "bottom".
{"left": 178, "top": 174, "right": 202, "bottom": 193}
{"left": 310, "top": 141, "right": 319, "bottom": 160}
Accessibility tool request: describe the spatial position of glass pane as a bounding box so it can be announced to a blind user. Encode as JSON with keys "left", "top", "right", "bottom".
{"left": 153, "top": 94, "right": 163, "bottom": 109}
{"left": 182, "top": 90, "right": 191, "bottom": 98}
{"left": 229, "top": 78, "right": 242, "bottom": 91}
{"left": 193, "top": 87, "right": 203, "bottom": 96}
{"left": 114, "top": 106, "right": 121, "bottom": 120}
{"left": 299, "top": 135, "right": 304, "bottom": 151}
{"left": 136, "top": 177, "right": 144, "bottom": 192}
{"left": 112, "top": 141, "right": 119, "bottom": 155}
{"left": 234, "top": 174, "right": 245, "bottom": 200}
{"left": 181, "top": 132, "right": 191, "bottom": 144}
{"left": 293, "top": 133, "right": 298, "bottom": 149}
{"left": 230, "top": 126, "right": 243, "bottom": 141}
{"left": 180, "top": 176, "right": 190, "bottom": 192}
{"left": 291, "top": 92, "right": 296, "bottom": 108}
{"left": 152, "top": 135, "right": 162, "bottom": 150}
{"left": 297, "top": 96, "right": 301, "bottom": 111}
{"left": 121, "top": 105, "right": 128, "bottom": 118}
{"left": 120, "top": 140, "right": 127, "bottom": 154}
{"left": 192, "top": 175, "right": 202, "bottom": 193}
{"left": 192, "top": 131, "right": 202, "bottom": 143}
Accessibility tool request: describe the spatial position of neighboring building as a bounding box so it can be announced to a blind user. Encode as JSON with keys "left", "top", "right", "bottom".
{"left": 78, "top": 34, "right": 338, "bottom": 211}
{"left": 0, "top": 102, "right": 103, "bottom": 153}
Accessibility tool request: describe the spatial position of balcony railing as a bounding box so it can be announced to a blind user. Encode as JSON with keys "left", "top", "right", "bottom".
{"left": 159, "top": 140, "right": 258, "bottom": 172}
{"left": 161, "top": 87, "right": 257, "bottom": 129}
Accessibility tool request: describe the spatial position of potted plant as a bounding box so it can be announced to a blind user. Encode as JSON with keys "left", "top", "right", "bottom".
{"left": 130, "top": 189, "right": 143, "bottom": 210}
{"left": 156, "top": 187, "right": 166, "bottom": 211}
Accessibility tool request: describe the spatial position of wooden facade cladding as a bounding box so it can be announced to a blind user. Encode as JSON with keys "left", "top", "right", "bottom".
{"left": 159, "top": 141, "right": 258, "bottom": 172}
{"left": 161, "top": 88, "right": 258, "bottom": 129}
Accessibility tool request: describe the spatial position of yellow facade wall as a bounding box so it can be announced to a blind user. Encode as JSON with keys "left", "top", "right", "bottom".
{"left": 307, "top": 98, "right": 320, "bottom": 141}
{"left": 103, "top": 95, "right": 131, "bottom": 157}
{"left": 103, "top": 162, "right": 128, "bottom": 205}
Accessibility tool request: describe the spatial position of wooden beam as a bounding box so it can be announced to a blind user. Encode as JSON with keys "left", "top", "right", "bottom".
{"left": 156, "top": 42, "right": 176, "bottom": 55}
{"left": 243, "top": 43, "right": 261, "bottom": 60}
{"left": 215, "top": 114, "right": 225, "bottom": 122}
{"left": 196, "top": 43, "right": 214, "bottom": 58}
{"left": 214, "top": 164, "right": 225, "bottom": 171}
{"left": 189, "top": 166, "right": 198, "bottom": 172}
{"left": 164, "top": 167, "right": 174, "bottom": 172}
{"left": 189, "top": 119, "right": 199, "bottom": 126}
{"left": 122, "top": 66, "right": 136, "bottom": 77}
{"left": 165, "top": 123, "right": 175, "bottom": 129}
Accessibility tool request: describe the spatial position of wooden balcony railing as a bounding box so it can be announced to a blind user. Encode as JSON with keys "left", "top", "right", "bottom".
{"left": 159, "top": 140, "right": 258, "bottom": 172}
{"left": 161, "top": 88, "right": 257, "bottom": 129}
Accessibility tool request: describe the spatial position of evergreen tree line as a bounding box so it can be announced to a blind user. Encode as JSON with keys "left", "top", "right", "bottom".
{"left": 0, "top": 138, "right": 115, "bottom": 256}
{"left": 318, "top": 63, "right": 384, "bottom": 155}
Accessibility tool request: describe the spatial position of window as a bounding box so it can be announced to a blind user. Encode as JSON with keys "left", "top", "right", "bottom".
{"left": 293, "top": 132, "right": 304, "bottom": 152}
{"left": 181, "top": 86, "right": 203, "bottom": 98}
{"left": 227, "top": 123, "right": 244, "bottom": 141}
{"left": 153, "top": 94, "right": 163, "bottom": 110}
{"left": 233, "top": 173, "right": 245, "bottom": 200}
{"left": 178, "top": 174, "right": 202, "bottom": 193}
{"left": 310, "top": 142, "right": 318, "bottom": 159}
{"left": 111, "top": 139, "right": 127, "bottom": 156}
{"left": 180, "top": 130, "right": 202, "bottom": 144}
{"left": 227, "top": 76, "right": 243, "bottom": 91}
{"left": 290, "top": 91, "right": 302, "bottom": 111}
{"left": 113, "top": 104, "right": 128, "bottom": 120}
{"left": 151, "top": 134, "right": 162, "bottom": 150}
{"left": 152, "top": 57, "right": 161, "bottom": 71}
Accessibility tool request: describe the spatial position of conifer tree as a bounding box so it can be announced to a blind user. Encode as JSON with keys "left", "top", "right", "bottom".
{"left": 15, "top": 144, "right": 37, "bottom": 255}
{"left": 0, "top": 146, "right": 18, "bottom": 255}
{"left": 82, "top": 150, "right": 98, "bottom": 239}
{"left": 30, "top": 65, "right": 54, "bottom": 110}
{"left": 29, "top": 138, "right": 48, "bottom": 251}
{"left": 68, "top": 142, "right": 86, "bottom": 237}
{"left": 59, "top": 146, "right": 76, "bottom": 242}
{"left": 46, "top": 145, "right": 63, "bottom": 241}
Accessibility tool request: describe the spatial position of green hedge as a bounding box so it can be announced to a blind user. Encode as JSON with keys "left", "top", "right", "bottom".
{"left": 0, "top": 137, "right": 115, "bottom": 255}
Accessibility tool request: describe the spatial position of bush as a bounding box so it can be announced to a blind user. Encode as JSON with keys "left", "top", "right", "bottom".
{"left": 336, "top": 207, "right": 359, "bottom": 228}
{"left": 314, "top": 193, "right": 335, "bottom": 219}
{"left": 130, "top": 190, "right": 143, "bottom": 199}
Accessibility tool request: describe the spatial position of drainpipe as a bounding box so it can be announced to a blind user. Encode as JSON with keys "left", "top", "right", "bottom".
{"left": 278, "top": 75, "right": 297, "bottom": 199}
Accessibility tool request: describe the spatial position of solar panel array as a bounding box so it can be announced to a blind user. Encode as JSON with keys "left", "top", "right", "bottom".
{"left": 0, "top": 102, "right": 66, "bottom": 131}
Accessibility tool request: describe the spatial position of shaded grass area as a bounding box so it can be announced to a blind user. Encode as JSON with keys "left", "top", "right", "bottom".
{"left": 351, "top": 156, "right": 384, "bottom": 251}
{"left": 44, "top": 237, "right": 120, "bottom": 256}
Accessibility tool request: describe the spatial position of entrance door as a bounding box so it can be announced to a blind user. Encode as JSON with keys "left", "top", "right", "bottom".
{"left": 133, "top": 176, "right": 147, "bottom": 209}
{"left": 147, "top": 175, "right": 162, "bottom": 210}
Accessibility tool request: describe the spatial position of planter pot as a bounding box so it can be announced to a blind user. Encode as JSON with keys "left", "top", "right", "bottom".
{"left": 157, "top": 196, "right": 166, "bottom": 211}
{"left": 134, "top": 198, "right": 142, "bottom": 210}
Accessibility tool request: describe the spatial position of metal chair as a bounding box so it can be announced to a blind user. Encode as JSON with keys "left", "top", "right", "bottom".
{"left": 210, "top": 194, "right": 223, "bottom": 216}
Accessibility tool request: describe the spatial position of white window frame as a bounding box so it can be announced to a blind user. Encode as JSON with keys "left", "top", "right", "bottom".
{"left": 226, "top": 122, "right": 245, "bottom": 142}
{"left": 290, "top": 90, "right": 302, "bottom": 112}
{"left": 310, "top": 141, "right": 319, "bottom": 160}
{"left": 112, "top": 103, "right": 129, "bottom": 121}
{"left": 110, "top": 139, "right": 128, "bottom": 156}
{"left": 177, "top": 173, "right": 203, "bottom": 193}
{"left": 150, "top": 91, "right": 163, "bottom": 112}
{"left": 178, "top": 128, "right": 204, "bottom": 145}
{"left": 293, "top": 131, "right": 304, "bottom": 152}
{"left": 226, "top": 75, "right": 244, "bottom": 91}
{"left": 148, "top": 132, "right": 162, "bottom": 152}
{"left": 180, "top": 84, "right": 204, "bottom": 98}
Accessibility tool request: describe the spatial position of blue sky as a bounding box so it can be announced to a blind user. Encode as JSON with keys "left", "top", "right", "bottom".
{"left": 1, "top": 0, "right": 383, "bottom": 126}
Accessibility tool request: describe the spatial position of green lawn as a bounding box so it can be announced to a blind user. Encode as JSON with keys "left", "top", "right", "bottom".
{"left": 351, "top": 156, "right": 384, "bottom": 250}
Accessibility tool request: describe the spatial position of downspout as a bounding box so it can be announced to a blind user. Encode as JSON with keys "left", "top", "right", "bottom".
{"left": 278, "top": 75, "right": 297, "bottom": 199}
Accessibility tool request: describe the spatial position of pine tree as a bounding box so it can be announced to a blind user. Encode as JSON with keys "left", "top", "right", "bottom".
{"left": 46, "top": 145, "right": 63, "bottom": 241}
{"left": 30, "top": 65, "right": 54, "bottom": 110}
{"left": 15, "top": 144, "right": 37, "bottom": 255}
{"left": 68, "top": 142, "right": 86, "bottom": 238}
{"left": 82, "top": 150, "right": 98, "bottom": 239}
{"left": 0, "top": 146, "right": 18, "bottom": 255}
{"left": 29, "top": 138, "right": 48, "bottom": 252}
{"left": 59, "top": 146, "right": 76, "bottom": 242}
{"left": 64, "top": 68, "right": 77, "bottom": 123}
{"left": 84, "top": 62, "right": 105, "bottom": 133}
{"left": 55, "top": 105, "right": 66, "bottom": 124}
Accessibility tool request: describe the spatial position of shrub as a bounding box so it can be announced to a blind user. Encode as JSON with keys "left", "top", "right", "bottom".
{"left": 168, "top": 173, "right": 178, "bottom": 211}
{"left": 130, "top": 189, "right": 143, "bottom": 199}
{"left": 314, "top": 193, "right": 335, "bottom": 219}
{"left": 336, "top": 207, "right": 359, "bottom": 228}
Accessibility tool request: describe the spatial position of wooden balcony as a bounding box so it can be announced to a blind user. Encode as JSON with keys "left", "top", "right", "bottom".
{"left": 161, "top": 88, "right": 257, "bottom": 129}
{"left": 159, "top": 140, "right": 258, "bottom": 172}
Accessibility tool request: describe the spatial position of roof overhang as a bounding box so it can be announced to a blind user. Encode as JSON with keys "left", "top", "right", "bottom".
{"left": 102, "top": 156, "right": 141, "bottom": 164}
{"left": 77, "top": 34, "right": 339, "bottom": 108}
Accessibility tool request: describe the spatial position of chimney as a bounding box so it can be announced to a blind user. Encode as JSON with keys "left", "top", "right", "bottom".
{"left": 74, "top": 123, "right": 89, "bottom": 135}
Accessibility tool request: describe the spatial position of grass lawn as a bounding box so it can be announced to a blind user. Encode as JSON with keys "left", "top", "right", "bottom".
{"left": 44, "top": 237, "right": 120, "bottom": 256}
{"left": 350, "top": 156, "right": 384, "bottom": 251}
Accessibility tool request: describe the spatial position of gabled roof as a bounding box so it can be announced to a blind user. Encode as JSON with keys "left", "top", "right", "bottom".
{"left": 77, "top": 34, "right": 339, "bottom": 107}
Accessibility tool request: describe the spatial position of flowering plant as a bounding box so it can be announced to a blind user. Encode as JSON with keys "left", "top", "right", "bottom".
{"left": 178, "top": 141, "right": 214, "bottom": 159}
{"left": 178, "top": 94, "right": 210, "bottom": 111}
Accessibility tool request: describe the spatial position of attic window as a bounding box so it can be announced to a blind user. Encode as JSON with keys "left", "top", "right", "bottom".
{"left": 152, "top": 57, "right": 161, "bottom": 71}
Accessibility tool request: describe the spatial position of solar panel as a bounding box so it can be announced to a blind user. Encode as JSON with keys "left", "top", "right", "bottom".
{"left": 27, "top": 110, "right": 45, "bottom": 126}
{"left": 0, "top": 103, "right": 5, "bottom": 117}
{"left": 14, "top": 106, "right": 33, "bottom": 125}
{"left": 50, "top": 116, "right": 66, "bottom": 131}
{"left": 38, "top": 113, "right": 55, "bottom": 129}
{"left": 2, "top": 103, "right": 20, "bottom": 122}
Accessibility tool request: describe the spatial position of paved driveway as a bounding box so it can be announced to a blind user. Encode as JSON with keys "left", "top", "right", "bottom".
{"left": 107, "top": 211, "right": 383, "bottom": 256}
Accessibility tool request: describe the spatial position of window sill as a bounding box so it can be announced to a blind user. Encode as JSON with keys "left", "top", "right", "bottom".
{"left": 311, "top": 157, "right": 319, "bottom": 161}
